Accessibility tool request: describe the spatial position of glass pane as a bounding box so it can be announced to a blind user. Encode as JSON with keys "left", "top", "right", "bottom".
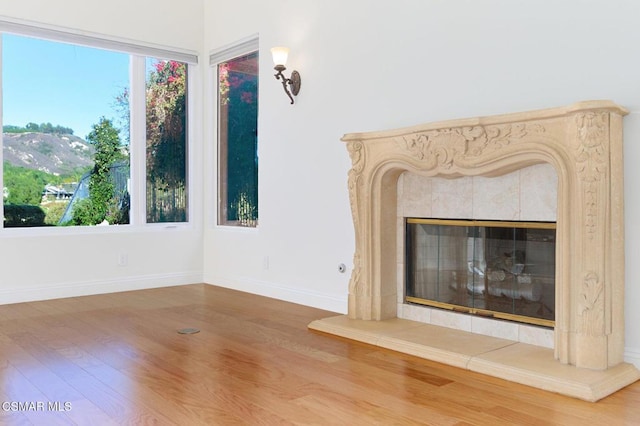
{"left": 146, "top": 59, "right": 188, "bottom": 223}
{"left": 2, "top": 34, "right": 130, "bottom": 227}
{"left": 406, "top": 219, "right": 556, "bottom": 326}
{"left": 217, "top": 52, "right": 258, "bottom": 227}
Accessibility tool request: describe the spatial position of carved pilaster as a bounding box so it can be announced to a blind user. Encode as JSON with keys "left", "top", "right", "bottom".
{"left": 579, "top": 271, "right": 605, "bottom": 335}
{"left": 346, "top": 140, "right": 364, "bottom": 298}
{"left": 575, "top": 112, "right": 609, "bottom": 240}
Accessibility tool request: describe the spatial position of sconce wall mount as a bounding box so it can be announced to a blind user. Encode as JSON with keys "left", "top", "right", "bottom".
{"left": 271, "top": 47, "right": 301, "bottom": 104}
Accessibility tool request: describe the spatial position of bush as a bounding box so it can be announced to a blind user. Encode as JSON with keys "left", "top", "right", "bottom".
{"left": 42, "top": 201, "right": 69, "bottom": 225}
{"left": 70, "top": 198, "right": 101, "bottom": 225}
{"left": 3, "top": 204, "right": 46, "bottom": 227}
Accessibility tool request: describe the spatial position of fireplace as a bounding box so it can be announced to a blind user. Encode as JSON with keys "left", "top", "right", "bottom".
{"left": 309, "top": 101, "right": 640, "bottom": 401}
{"left": 405, "top": 218, "right": 556, "bottom": 327}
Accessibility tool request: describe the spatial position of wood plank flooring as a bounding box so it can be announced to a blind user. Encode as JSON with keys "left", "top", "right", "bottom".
{"left": 0, "top": 284, "right": 638, "bottom": 425}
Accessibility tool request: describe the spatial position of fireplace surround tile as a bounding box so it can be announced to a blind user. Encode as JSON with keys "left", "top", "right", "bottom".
{"left": 430, "top": 308, "right": 473, "bottom": 331}
{"left": 431, "top": 177, "right": 473, "bottom": 218}
{"left": 471, "top": 316, "right": 519, "bottom": 341}
{"left": 518, "top": 323, "right": 554, "bottom": 348}
{"left": 472, "top": 173, "right": 520, "bottom": 220}
{"left": 398, "top": 303, "right": 431, "bottom": 323}
{"left": 396, "top": 164, "right": 558, "bottom": 344}
{"left": 398, "top": 173, "right": 433, "bottom": 218}
{"left": 520, "top": 163, "right": 557, "bottom": 221}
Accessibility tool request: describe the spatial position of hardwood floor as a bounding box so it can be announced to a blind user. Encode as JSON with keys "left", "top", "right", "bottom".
{"left": 0, "top": 284, "right": 638, "bottom": 425}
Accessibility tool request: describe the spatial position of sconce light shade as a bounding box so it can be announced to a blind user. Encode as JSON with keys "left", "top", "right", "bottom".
{"left": 270, "top": 46, "right": 301, "bottom": 105}
{"left": 270, "top": 46, "right": 289, "bottom": 67}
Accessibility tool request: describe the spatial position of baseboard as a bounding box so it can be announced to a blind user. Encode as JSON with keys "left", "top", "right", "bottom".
{"left": 625, "top": 348, "right": 640, "bottom": 369}
{"left": 0, "top": 271, "right": 203, "bottom": 305}
{"left": 204, "top": 274, "right": 347, "bottom": 314}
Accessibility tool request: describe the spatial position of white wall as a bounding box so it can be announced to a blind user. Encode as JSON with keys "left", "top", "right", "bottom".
{"left": 0, "top": 0, "right": 205, "bottom": 302}
{"left": 202, "top": 0, "right": 640, "bottom": 367}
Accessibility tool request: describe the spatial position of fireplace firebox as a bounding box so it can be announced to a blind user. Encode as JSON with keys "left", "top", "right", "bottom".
{"left": 405, "top": 218, "right": 556, "bottom": 327}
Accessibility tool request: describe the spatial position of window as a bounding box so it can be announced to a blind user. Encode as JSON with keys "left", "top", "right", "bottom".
{"left": 214, "top": 42, "right": 258, "bottom": 227}
{"left": 146, "top": 58, "right": 188, "bottom": 223}
{"left": 2, "top": 34, "right": 130, "bottom": 227}
{"left": 0, "top": 24, "right": 196, "bottom": 229}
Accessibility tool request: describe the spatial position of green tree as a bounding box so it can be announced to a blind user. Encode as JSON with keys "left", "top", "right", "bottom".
{"left": 146, "top": 61, "right": 187, "bottom": 222}
{"left": 146, "top": 60, "right": 186, "bottom": 190}
{"left": 114, "top": 60, "right": 187, "bottom": 222}
{"left": 71, "top": 118, "right": 125, "bottom": 225}
{"left": 3, "top": 162, "right": 50, "bottom": 205}
{"left": 3, "top": 125, "right": 26, "bottom": 133}
{"left": 3, "top": 122, "right": 74, "bottom": 134}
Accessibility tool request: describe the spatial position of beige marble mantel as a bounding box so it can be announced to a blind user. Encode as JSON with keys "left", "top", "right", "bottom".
{"left": 309, "top": 101, "right": 640, "bottom": 401}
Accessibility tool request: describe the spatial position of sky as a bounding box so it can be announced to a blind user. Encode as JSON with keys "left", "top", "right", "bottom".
{"left": 2, "top": 33, "right": 130, "bottom": 140}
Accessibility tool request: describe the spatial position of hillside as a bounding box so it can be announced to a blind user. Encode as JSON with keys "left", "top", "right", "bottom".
{"left": 3, "top": 132, "right": 94, "bottom": 176}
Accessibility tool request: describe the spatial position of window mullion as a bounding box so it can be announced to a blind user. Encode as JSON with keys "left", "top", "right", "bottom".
{"left": 129, "top": 55, "right": 147, "bottom": 226}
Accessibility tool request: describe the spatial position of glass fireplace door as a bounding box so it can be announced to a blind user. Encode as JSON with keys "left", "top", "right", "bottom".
{"left": 405, "top": 219, "right": 556, "bottom": 327}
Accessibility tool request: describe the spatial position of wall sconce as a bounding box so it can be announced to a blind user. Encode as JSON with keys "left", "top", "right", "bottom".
{"left": 270, "top": 47, "right": 301, "bottom": 104}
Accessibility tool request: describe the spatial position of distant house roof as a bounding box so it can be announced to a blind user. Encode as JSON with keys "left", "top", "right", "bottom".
{"left": 43, "top": 184, "right": 74, "bottom": 198}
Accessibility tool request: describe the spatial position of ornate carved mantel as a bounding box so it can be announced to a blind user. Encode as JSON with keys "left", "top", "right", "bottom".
{"left": 310, "top": 101, "right": 640, "bottom": 401}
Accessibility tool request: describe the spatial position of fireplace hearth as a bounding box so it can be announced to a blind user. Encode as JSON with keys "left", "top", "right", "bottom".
{"left": 309, "top": 101, "right": 640, "bottom": 401}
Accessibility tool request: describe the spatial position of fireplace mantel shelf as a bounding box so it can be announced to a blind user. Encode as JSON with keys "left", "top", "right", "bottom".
{"left": 309, "top": 315, "right": 639, "bottom": 402}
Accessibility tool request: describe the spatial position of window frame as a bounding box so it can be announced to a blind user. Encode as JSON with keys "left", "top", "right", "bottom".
{"left": 0, "top": 18, "right": 198, "bottom": 234}
{"left": 210, "top": 35, "right": 259, "bottom": 228}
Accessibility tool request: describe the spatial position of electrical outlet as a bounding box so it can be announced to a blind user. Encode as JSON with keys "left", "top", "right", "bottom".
{"left": 118, "top": 252, "right": 128, "bottom": 266}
